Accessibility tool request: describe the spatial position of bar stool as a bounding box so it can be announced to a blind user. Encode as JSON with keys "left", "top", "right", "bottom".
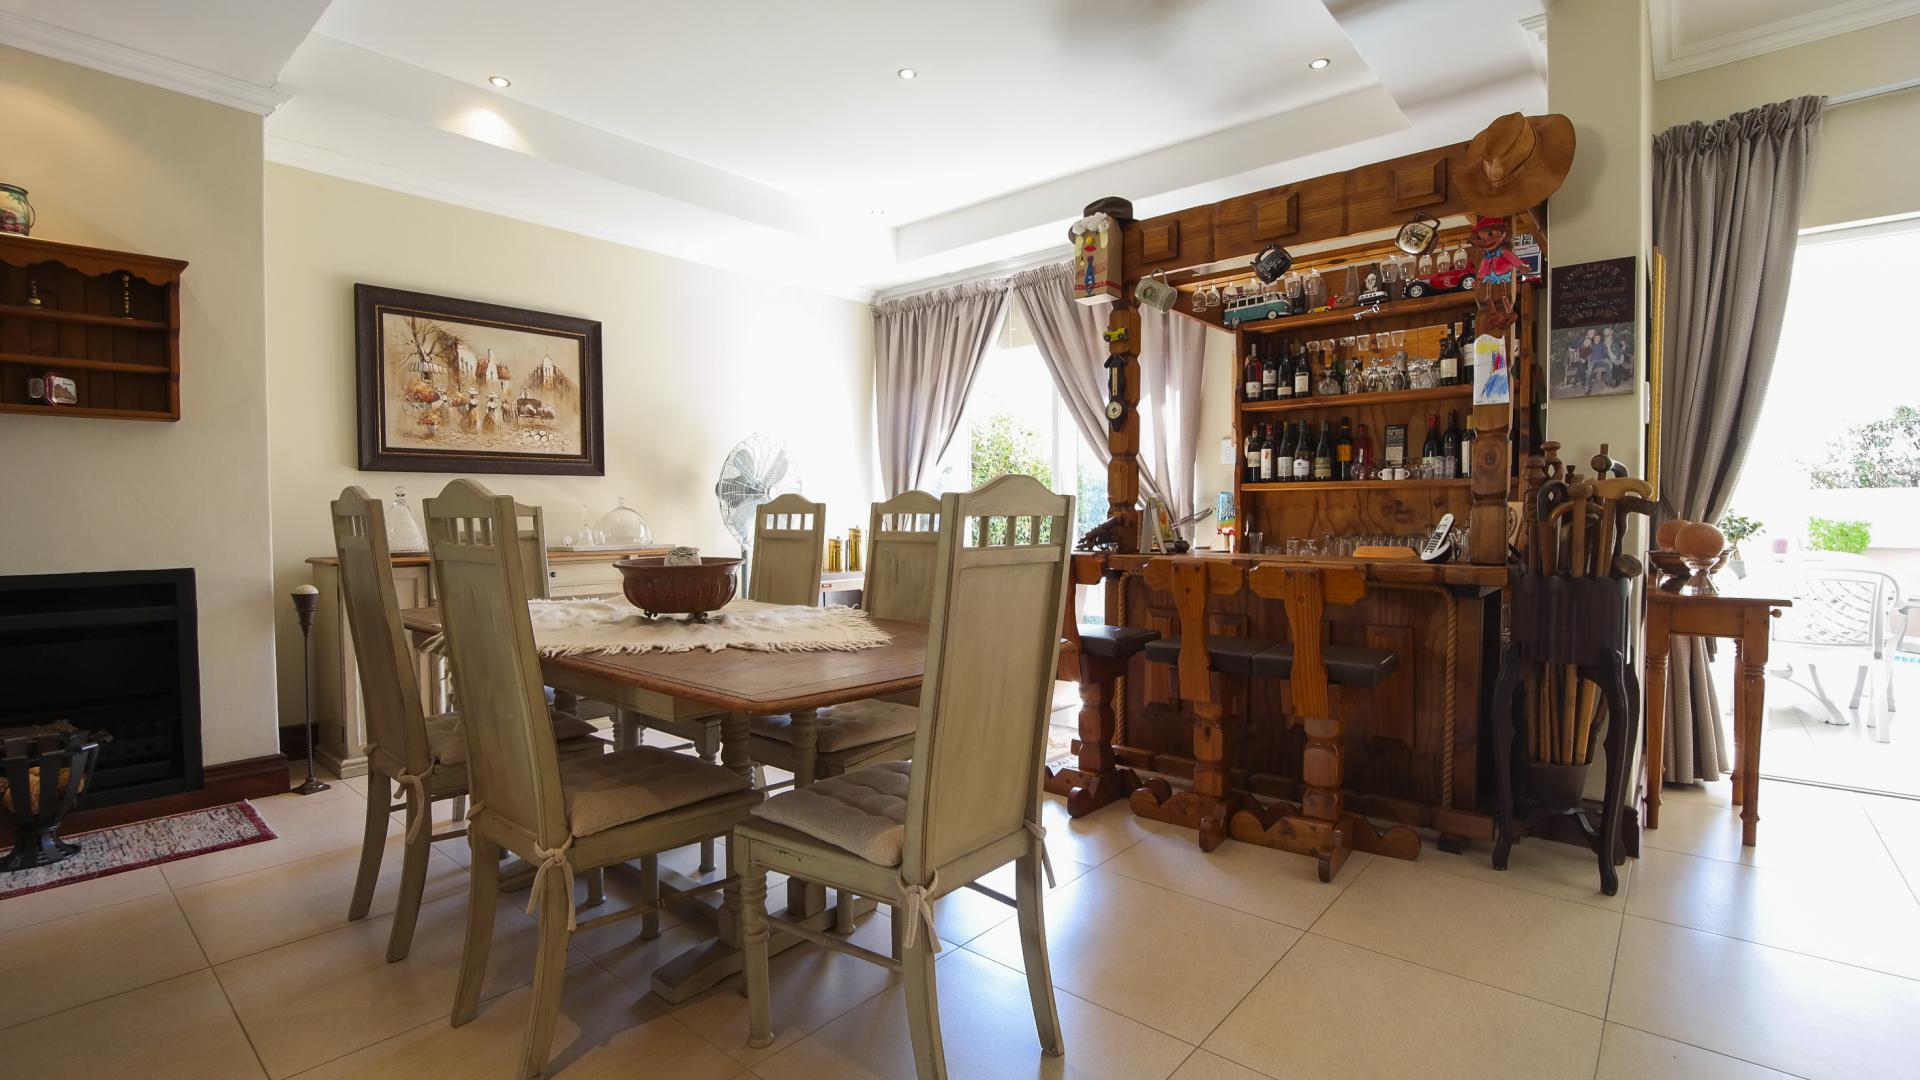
{"left": 1046, "top": 557, "right": 1162, "bottom": 817}
{"left": 1128, "top": 558, "right": 1277, "bottom": 851}
{"left": 1228, "top": 563, "right": 1421, "bottom": 881}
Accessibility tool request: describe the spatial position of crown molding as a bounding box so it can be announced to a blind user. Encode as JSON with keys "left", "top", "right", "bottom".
{"left": 1652, "top": 0, "right": 1920, "bottom": 80}
{"left": 0, "top": 11, "right": 289, "bottom": 115}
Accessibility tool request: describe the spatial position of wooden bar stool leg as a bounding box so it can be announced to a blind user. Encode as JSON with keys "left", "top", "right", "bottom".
{"left": 1064, "top": 653, "right": 1140, "bottom": 818}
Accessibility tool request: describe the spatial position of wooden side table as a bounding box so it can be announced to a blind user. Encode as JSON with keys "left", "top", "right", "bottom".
{"left": 1644, "top": 588, "right": 1790, "bottom": 846}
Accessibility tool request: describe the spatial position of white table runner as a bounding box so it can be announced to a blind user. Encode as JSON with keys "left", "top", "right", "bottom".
{"left": 425, "top": 598, "right": 891, "bottom": 657}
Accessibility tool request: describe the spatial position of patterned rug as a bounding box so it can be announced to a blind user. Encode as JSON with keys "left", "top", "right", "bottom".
{"left": 0, "top": 802, "right": 275, "bottom": 900}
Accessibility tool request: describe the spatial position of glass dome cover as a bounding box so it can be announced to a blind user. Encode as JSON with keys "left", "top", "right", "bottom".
{"left": 385, "top": 485, "right": 428, "bottom": 554}
{"left": 594, "top": 497, "right": 653, "bottom": 546}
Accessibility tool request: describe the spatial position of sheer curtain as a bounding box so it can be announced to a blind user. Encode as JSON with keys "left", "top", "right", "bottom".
{"left": 1009, "top": 265, "right": 1111, "bottom": 475}
{"left": 1138, "top": 305, "right": 1207, "bottom": 523}
{"left": 1653, "top": 95, "right": 1824, "bottom": 782}
{"left": 872, "top": 282, "right": 1008, "bottom": 495}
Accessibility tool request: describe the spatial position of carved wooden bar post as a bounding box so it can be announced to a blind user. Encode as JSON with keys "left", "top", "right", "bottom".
{"left": 1105, "top": 302, "right": 1143, "bottom": 553}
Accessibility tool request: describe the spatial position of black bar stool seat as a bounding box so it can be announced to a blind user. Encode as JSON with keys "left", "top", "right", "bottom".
{"left": 1144, "top": 635, "right": 1280, "bottom": 674}
{"left": 1078, "top": 625, "right": 1161, "bottom": 661}
{"left": 1249, "top": 643, "right": 1400, "bottom": 689}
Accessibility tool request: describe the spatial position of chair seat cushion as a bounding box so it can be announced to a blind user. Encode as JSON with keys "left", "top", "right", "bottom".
{"left": 1143, "top": 635, "right": 1278, "bottom": 674}
{"left": 1249, "top": 643, "right": 1400, "bottom": 688}
{"left": 750, "top": 699, "right": 918, "bottom": 753}
{"left": 1077, "top": 625, "right": 1161, "bottom": 660}
{"left": 748, "top": 759, "right": 911, "bottom": 866}
{"left": 559, "top": 746, "right": 752, "bottom": 837}
{"left": 424, "top": 708, "right": 599, "bottom": 767}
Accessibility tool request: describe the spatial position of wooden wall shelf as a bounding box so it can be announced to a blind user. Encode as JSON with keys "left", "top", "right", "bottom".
{"left": 1243, "top": 479, "right": 1469, "bottom": 494}
{"left": 1241, "top": 385, "right": 1471, "bottom": 416}
{"left": 0, "top": 235, "right": 187, "bottom": 422}
{"left": 1229, "top": 289, "right": 1484, "bottom": 334}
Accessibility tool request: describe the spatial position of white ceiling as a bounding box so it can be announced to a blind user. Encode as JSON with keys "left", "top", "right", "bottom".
{"left": 2, "top": 0, "right": 1561, "bottom": 298}
{"left": 1650, "top": 0, "right": 1920, "bottom": 78}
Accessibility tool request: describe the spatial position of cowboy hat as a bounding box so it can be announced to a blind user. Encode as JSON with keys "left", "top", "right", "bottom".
{"left": 1457, "top": 113, "right": 1575, "bottom": 216}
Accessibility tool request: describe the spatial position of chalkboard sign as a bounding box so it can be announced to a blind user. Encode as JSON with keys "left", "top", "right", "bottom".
{"left": 1550, "top": 257, "right": 1636, "bottom": 328}
{"left": 1548, "top": 256, "right": 1637, "bottom": 400}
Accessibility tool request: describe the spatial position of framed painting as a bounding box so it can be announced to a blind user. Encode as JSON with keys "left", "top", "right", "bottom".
{"left": 355, "top": 284, "right": 604, "bottom": 475}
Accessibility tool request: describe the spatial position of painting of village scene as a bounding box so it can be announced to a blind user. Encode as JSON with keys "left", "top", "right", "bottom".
{"left": 355, "top": 285, "right": 603, "bottom": 474}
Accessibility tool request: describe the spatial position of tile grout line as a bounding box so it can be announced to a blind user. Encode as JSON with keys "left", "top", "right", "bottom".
{"left": 953, "top": 944, "right": 1211, "bottom": 1059}
{"left": 1190, "top": 928, "right": 1304, "bottom": 1080}
{"left": 0, "top": 891, "right": 216, "bottom": 1037}
{"left": 1604, "top": 1017, "right": 1819, "bottom": 1080}
{"left": 1616, "top": 910, "right": 1920, "bottom": 986}
{"left": 167, "top": 887, "right": 275, "bottom": 1079}
{"left": 1593, "top": 908, "right": 1628, "bottom": 1080}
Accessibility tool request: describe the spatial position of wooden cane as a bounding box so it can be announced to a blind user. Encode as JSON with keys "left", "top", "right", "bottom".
{"left": 1562, "top": 481, "right": 1594, "bottom": 763}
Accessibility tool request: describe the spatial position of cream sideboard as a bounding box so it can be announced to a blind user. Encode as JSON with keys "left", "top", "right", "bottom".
{"left": 306, "top": 547, "right": 666, "bottom": 777}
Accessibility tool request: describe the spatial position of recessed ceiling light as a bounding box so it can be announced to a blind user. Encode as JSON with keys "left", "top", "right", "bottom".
{"left": 488, "top": 75, "right": 512, "bottom": 88}
{"left": 1308, "top": 57, "right": 1332, "bottom": 70}
{"left": 896, "top": 67, "right": 917, "bottom": 80}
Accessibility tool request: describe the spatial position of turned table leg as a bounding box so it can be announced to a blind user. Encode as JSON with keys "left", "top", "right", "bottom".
{"left": 1737, "top": 611, "right": 1770, "bottom": 846}
{"left": 1643, "top": 613, "right": 1671, "bottom": 830}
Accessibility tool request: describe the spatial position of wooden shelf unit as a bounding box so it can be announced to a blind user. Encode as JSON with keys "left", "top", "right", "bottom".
{"left": 1242, "top": 478, "right": 1469, "bottom": 494}
{"left": 1240, "top": 384, "right": 1471, "bottom": 416}
{"left": 0, "top": 235, "right": 187, "bottom": 422}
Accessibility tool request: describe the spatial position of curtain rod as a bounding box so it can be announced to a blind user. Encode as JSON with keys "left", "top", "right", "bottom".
{"left": 1829, "top": 77, "right": 1920, "bottom": 108}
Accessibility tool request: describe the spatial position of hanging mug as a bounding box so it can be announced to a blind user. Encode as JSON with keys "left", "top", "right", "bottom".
{"left": 1394, "top": 213, "right": 1441, "bottom": 256}
{"left": 1134, "top": 269, "right": 1178, "bottom": 312}
{"left": 1251, "top": 242, "right": 1294, "bottom": 284}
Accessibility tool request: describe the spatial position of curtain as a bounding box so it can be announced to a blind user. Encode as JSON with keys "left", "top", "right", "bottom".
{"left": 1139, "top": 305, "right": 1207, "bottom": 523}
{"left": 1653, "top": 95, "right": 1824, "bottom": 783}
{"left": 1009, "top": 265, "right": 1111, "bottom": 474}
{"left": 873, "top": 281, "right": 1009, "bottom": 494}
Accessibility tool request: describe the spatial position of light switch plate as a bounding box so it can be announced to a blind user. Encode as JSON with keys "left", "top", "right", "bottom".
{"left": 1220, "top": 437, "right": 1236, "bottom": 464}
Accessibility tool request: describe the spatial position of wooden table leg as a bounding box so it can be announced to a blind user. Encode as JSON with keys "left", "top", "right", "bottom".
{"left": 1643, "top": 611, "right": 1671, "bottom": 830}
{"left": 784, "top": 708, "right": 827, "bottom": 917}
{"left": 1737, "top": 610, "right": 1770, "bottom": 846}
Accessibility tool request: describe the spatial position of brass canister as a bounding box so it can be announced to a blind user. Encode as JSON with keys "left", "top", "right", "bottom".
{"left": 826, "top": 537, "right": 843, "bottom": 573}
{"left": 847, "top": 527, "right": 864, "bottom": 571}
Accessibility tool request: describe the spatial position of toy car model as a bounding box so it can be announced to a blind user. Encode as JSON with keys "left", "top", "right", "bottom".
{"left": 1403, "top": 267, "right": 1477, "bottom": 298}
{"left": 1222, "top": 292, "right": 1289, "bottom": 326}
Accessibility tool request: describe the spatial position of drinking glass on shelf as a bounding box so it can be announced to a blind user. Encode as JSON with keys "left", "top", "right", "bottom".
{"left": 1244, "top": 531, "right": 1263, "bottom": 556}
{"left": 1286, "top": 538, "right": 1303, "bottom": 556}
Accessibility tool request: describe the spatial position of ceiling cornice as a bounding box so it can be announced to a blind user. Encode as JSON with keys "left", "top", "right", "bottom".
{"left": 0, "top": 10, "right": 289, "bottom": 115}
{"left": 1651, "top": 0, "right": 1920, "bottom": 80}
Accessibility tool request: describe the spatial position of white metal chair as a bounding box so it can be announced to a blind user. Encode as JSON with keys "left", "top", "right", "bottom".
{"left": 732, "top": 475, "right": 1074, "bottom": 1079}
{"left": 1768, "top": 562, "right": 1903, "bottom": 742}
{"left": 425, "top": 479, "right": 762, "bottom": 1079}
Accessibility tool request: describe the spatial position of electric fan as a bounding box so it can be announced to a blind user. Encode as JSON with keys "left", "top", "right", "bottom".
{"left": 713, "top": 433, "right": 803, "bottom": 557}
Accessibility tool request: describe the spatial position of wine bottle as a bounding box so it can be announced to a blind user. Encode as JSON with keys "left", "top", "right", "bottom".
{"left": 1313, "top": 420, "right": 1334, "bottom": 481}
{"left": 1292, "top": 422, "right": 1313, "bottom": 482}
{"left": 1275, "top": 341, "right": 1293, "bottom": 400}
{"left": 1353, "top": 423, "right": 1375, "bottom": 480}
{"left": 1259, "top": 422, "right": 1276, "bottom": 482}
{"left": 1243, "top": 342, "right": 1262, "bottom": 403}
{"left": 1244, "top": 425, "right": 1261, "bottom": 484}
{"left": 1275, "top": 422, "right": 1296, "bottom": 483}
{"left": 1293, "top": 343, "right": 1311, "bottom": 398}
{"left": 1260, "top": 341, "right": 1279, "bottom": 401}
{"left": 1421, "top": 414, "right": 1445, "bottom": 476}
{"left": 1335, "top": 418, "right": 1354, "bottom": 481}
{"left": 1459, "top": 422, "right": 1476, "bottom": 480}
{"left": 1438, "top": 322, "right": 1460, "bottom": 387}
{"left": 1442, "top": 410, "right": 1462, "bottom": 479}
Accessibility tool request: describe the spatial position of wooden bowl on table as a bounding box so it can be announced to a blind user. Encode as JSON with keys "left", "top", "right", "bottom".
{"left": 613, "top": 556, "right": 742, "bottom": 622}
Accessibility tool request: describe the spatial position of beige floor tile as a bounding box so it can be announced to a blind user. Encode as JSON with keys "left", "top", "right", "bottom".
{"left": 1643, "top": 778, "right": 1889, "bottom": 872}
{"left": 1310, "top": 858, "right": 1621, "bottom": 1016}
{"left": 0, "top": 864, "right": 170, "bottom": 934}
{"left": 1039, "top": 794, "right": 1165, "bottom": 867}
{"left": 289, "top": 963, "right": 738, "bottom": 1080}
{"left": 755, "top": 947, "right": 1194, "bottom": 1080}
{"left": 1862, "top": 792, "right": 1920, "bottom": 896}
{"left": 177, "top": 833, "right": 468, "bottom": 964}
{"left": 668, "top": 913, "right": 901, "bottom": 1068}
{"left": 0, "top": 969, "right": 263, "bottom": 1079}
{"left": 1102, "top": 827, "right": 1372, "bottom": 929}
{"left": 1609, "top": 915, "right": 1920, "bottom": 1080}
{"left": 1626, "top": 845, "right": 1920, "bottom": 979}
{"left": 0, "top": 892, "right": 207, "bottom": 1028}
{"left": 216, "top": 890, "right": 589, "bottom": 1078}
{"left": 1416, "top": 833, "right": 1631, "bottom": 911}
{"left": 969, "top": 868, "right": 1299, "bottom": 1045}
{"left": 162, "top": 785, "right": 391, "bottom": 889}
{"left": 1169, "top": 1050, "right": 1274, "bottom": 1080}
{"left": 1595, "top": 1023, "right": 1795, "bottom": 1079}
{"left": 1203, "top": 934, "right": 1601, "bottom": 1080}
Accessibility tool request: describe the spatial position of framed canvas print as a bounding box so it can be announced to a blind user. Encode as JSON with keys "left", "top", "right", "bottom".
{"left": 355, "top": 284, "right": 604, "bottom": 475}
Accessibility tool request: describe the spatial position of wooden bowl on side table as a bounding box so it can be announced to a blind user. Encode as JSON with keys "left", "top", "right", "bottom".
{"left": 613, "top": 556, "right": 742, "bottom": 622}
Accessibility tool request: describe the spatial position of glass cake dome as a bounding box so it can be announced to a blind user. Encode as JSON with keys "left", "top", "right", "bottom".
{"left": 593, "top": 497, "right": 653, "bottom": 547}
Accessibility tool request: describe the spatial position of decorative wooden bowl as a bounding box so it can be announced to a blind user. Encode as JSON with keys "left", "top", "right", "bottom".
{"left": 613, "top": 557, "right": 741, "bottom": 622}
{"left": 1647, "top": 549, "right": 1690, "bottom": 590}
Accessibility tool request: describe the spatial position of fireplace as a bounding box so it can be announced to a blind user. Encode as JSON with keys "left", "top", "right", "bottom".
{"left": 0, "top": 569, "right": 202, "bottom": 809}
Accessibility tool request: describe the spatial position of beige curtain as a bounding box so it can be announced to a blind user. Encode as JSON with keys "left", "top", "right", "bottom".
{"left": 1009, "top": 264, "right": 1111, "bottom": 472}
{"left": 1139, "top": 306, "right": 1207, "bottom": 522}
{"left": 873, "top": 282, "right": 1009, "bottom": 495}
{"left": 1653, "top": 95, "right": 1824, "bottom": 782}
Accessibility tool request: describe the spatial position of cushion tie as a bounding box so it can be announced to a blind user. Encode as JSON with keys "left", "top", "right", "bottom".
{"left": 896, "top": 871, "right": 942, "bottom": 953}
{"left": 361, "top": 742, "right": 436, "bottom": 844}
{"left": 1026, "top": 820, "right": 1057, "bottom": 888}
{"left": 527, "top": 833, "right": 579, "bottom": 931}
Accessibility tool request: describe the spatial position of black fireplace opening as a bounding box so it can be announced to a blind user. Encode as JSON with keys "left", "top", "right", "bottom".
{"left": 0, "top": 569, "right": 203, "bottom": 809}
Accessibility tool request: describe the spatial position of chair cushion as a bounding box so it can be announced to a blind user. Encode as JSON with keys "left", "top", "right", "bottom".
{"left": 559, "top": 746, "right": 752, "bottom": 837}
{"left": 750, "top": 699, "right": 918, "bottom": 753}
{"left": 748, "top": 759, "right": 911, "bottom": 866}
{"left": 423, "top": 708, "right": 600, "bottom": 767}
{"left": 1077, "top": 625, "right": 1161, "bottom": 660}
{"left": 1249, "top": 643, "right": 1400, "bottom": 688}
{"left": 1142, "top": 635, "right": 1278, "bottom": 674}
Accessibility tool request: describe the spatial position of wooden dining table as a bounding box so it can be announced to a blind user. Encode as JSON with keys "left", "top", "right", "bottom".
{"left": 400, "top": 605, "right": 927, "bottom": 1003}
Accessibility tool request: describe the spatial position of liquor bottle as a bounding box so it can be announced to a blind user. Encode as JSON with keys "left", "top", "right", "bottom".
{"left": 1293, "top": 342, "right": 1311, "bottom": 398}
{"left": 1292, "top": 422, "right": 1314, "bottom": 482}
{"left": 1437, "top": 322, "right": 1460, "bottom": 387}
{"left": 1313, "top": 420, "right": 1334, "bottom": 481}
{"left": 1352, "top": 423, "right": 1375, "bottom": 480}
{"left": 1421, "top": 414, "right": 1446, "bottom": 476}
{"left": 1442, "top": 410, "right": 1462, "bottom": 479}
{"left": 1335, "top": 418, "right": 1354, "bottom": 481}
{"left": 1243, "top": 341, "right": 1262, "bottom": 403}
{"left": 1459, "top": 422, "right": 1476, "bottom": 480}
{"left": 1244, "top": 425, "right": 1261, "bottom": 484}
{"left": 1260, "top": 341, "right": 1279, "bottom": 401}
{"left": 1274, "top": 342, "right": 1293, "bottom": 400}
{"left": 1259, "top": 423, "right": 1276, "bottom": 482}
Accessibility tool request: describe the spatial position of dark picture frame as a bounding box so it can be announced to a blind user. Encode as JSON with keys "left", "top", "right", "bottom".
{"left": 354, "top": 284, "right": 604, "bottom": 475}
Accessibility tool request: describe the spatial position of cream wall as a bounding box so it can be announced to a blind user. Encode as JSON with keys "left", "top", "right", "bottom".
{"left": 266, "top": 164, "right": 874, "bottom": 729}
{"left": 1653, "top": 15, "right": 1920, "bottom": 230}
{"left": 0, "top": 46, "right": 279, "bottom": 765}
{"left": 1193, "top": 326, "right": 1238, "bottom": 550}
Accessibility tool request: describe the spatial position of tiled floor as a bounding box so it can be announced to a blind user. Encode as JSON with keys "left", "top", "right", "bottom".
{"left": 6, "top": 761, "right": 1920, "bottom": 1079}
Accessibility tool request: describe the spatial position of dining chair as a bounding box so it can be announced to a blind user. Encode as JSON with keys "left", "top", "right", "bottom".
{"left": 425, "top": 478, "right": 764, "bottom": 1080}
{"left": 330, "top": 487, "right": 607, "bottom": 963}
{"left": 732, "top": 475, "right": 1074, "bottom": 1079}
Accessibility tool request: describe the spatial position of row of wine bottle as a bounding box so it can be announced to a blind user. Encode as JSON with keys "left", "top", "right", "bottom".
{"left": 1243, "top": 410, "right": 1474, "bottom": 484}
{"left": 1241, "top": 318, "right": 1475, "bottom": 403}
